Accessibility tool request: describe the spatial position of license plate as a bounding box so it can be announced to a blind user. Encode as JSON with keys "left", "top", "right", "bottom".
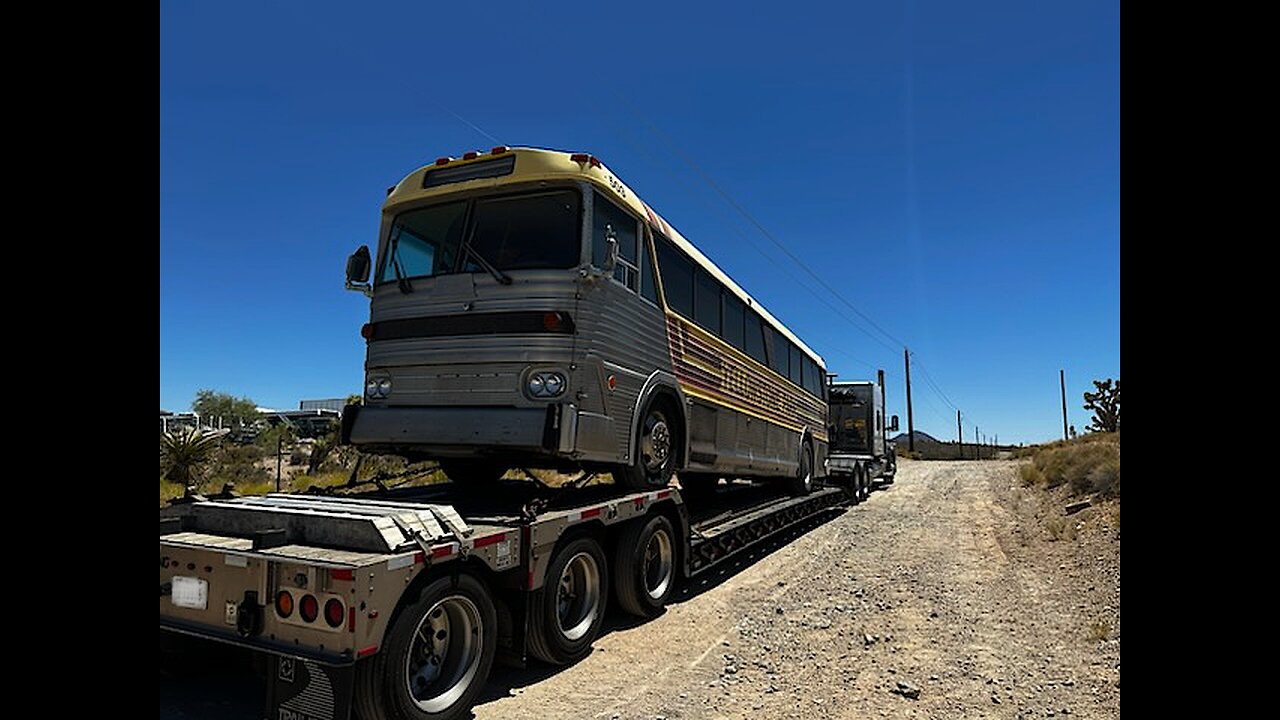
{"left": 171, "top": 576, "right": 208, "bottom": 610}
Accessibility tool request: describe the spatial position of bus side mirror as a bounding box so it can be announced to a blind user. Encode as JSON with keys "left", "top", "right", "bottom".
{"left": 346, "top": 246, "right": 371, "bottom": 283}
{"left": 889, "top": 415, "right": 900, "bottom": 432}
{"left": 346, "top": 246, "right": 372, "bottom": 296}
{"left": 602, "top": 225, "right": 619, "bottom": 273}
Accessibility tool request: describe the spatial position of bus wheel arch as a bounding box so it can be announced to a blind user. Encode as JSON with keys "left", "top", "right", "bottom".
{"left": 616, "top": 388, "right": 684, "bottom": 491}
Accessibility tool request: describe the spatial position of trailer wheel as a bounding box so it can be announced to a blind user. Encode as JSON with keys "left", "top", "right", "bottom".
{"left": 354, "top": 573, "right": 496, "bottom": 720}
{"left": 615, "top": 403, "right": 677, "bottom": 491}
{"left": 786, "top": 441, "right": 814, "bottom": 496}
{"left": 440, "top": 461, "right": 506, "bottom": 485}
{"left": 528, "top": 536, "right": 609, "bottom": 665}
{"left": 614, "top": 514, "right": 677, "bottom": 618}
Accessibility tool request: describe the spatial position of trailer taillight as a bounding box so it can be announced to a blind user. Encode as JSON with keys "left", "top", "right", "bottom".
{"left": 299, "top": 594, "right": 319, "bottom": 623}
{"left": 275, "top": 590, "right": 294, "bottom": 619}
{"left": 324, "top": 598, "right": 345, "bottom": 628}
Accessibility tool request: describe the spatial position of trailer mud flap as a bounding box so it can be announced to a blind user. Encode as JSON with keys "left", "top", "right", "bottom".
{"left": 264, "top": 655, "right": 354, "bottom": 720}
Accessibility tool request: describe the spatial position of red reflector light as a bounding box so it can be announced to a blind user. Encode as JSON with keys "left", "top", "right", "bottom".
{"left": 348, "top": 606, "right": 357, "bottom": 632}
{"left": 570, "top": 153, "right": 590, "bottom": 163}
{"left": 360, "top": 323, "right": 373, "bottom": 339}
{"left": 543, "top": 312, "right": 563, "bottom": 332}
{"left": 434, "top": 156, "right": 451, "bottom": 166}
{"left": 330, "top": 568, "right": 354, "bottom": 581}
{"left": 491, "top": 145, "right": 510, "bottom": 154}
{"left": 474, "top": 533, "right": 506, "bottom": 549}
{"left": 324, "top": 598, "right": 345, "bottom": 628}
{"left": 299, "top": 594, "right": 319, "bottom": 623}
{"left": 275, "top": 591, "right": 294, "bottom": 618}
{"left": 607, "top": 375, "right": 617, "bottom": 390}
{"left": 462, "top": 150, "right": 480, "bottom": 160}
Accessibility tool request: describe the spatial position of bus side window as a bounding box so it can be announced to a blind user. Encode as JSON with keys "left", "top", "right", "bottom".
{"left": 745, "top": 311, "right": 768, "bottom": 365}
{"left": 694, "top": 269, "right": 721, "bottom": 335}
{"left": 788, "top": 344, "right": 802, "bottom": 385}
{"left": 655, "top": 236, "right": 694, "bottom": 317}
{"left": 723, "top": 293, "right": 745, "bottom": 350}
{"left": 593, "top": 192, "right": 639, "bottom": 291}
{"left": 768, "top": 327, "right": 789, "bottom": 378}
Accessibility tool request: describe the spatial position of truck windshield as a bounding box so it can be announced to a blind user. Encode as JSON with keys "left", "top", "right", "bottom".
{"left": 379, "top": 190, "right": 581, "bottom": 284}
{"left": 829, "top": 397, "right": 869, "bottom": 452}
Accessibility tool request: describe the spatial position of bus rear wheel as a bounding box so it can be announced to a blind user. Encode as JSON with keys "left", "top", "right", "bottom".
{"left": 786, "top": 441, "right": 814, "bottom": 496}
{"left": 615, "top": 404, "right": 677, "bottom": 491}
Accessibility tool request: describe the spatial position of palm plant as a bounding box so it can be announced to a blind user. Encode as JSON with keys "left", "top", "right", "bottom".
{"left": 161, "top": 427, "right": 228, "bottom": 495}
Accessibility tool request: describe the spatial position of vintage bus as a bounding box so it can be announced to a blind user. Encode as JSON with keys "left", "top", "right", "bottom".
{"left": 342, "top": 147, "right": 829, "bottom": 493}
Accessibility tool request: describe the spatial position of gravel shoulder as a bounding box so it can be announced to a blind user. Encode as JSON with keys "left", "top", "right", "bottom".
{"left": 472, "top": 460, "right": 1121, "bottom": 719}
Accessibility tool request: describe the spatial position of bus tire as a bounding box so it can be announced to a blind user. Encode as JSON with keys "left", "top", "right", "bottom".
{"left": 440, "top": 460, "right": 505, "bottom": 485}
{"left": 528, "top": 536, "right": 609, "bottom": 665}
{"left": 614, "top": 514, "right": 677, "bottom": 618}
{"left": 615, "top": 402, "right": 678, "bottom": 491}
{"left": 787, "top": 441, "right": 814, "bottom": 496}
{"left": 354, "top": 572, "right": 497, "bottom": 720}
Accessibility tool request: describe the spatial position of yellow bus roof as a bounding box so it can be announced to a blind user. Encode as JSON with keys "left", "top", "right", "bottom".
{"left": 385, "top": 147, "right": 825, "bottom": 368}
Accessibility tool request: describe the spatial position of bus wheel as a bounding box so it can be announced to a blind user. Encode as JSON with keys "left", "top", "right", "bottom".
{"left": 614, "top": 514, "right": 677, "bottom": 618}
{"left": 528, "top": 537, "right": 609, "bottom": 665}
{"left": 440, "top": 461, "right": 505, "bottom": 485}
{"left": 615, "top": 404, "right": 677, "bottom": 491}
{"left": 787, "top": 441, "right": 814, "bottom": 496}
{"left": 354, "top": 573, "right": 496, "bottom": 720}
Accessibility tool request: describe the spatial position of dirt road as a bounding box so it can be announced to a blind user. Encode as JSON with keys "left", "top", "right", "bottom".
{"left": 472, "top": 460, "right": 1121, "bottom": 719}
{"left": 160, "top": 460, "right": 1121, "bottom": 719}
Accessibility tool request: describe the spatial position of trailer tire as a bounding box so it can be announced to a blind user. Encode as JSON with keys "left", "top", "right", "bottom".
{"left": 354, "top": 572, "right": 497, "bottom": 720}
{"left": 786, "top": 441, "right": 814, "bottom": 496}
{"left": 528, "top": 536, "right": 609, "bottom": 665}
{"left": 614, "top": 514, "right": 677, "bottom": 618}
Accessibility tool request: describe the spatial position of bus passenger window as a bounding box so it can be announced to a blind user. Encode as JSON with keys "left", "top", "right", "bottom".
{"left": 694, "top": 269, "right": 721, "bottom": 335}
{"left": 745, "top": 311, "right": 768, "bottom": 365}
{"left": 655, "top": 237, "right": 694, "bottom": 317}
{"left": 768, "top": 327, "right": 789, "bottom": 377}
{"left": 723, "top": 294, "right": 745, "bottom": 350}
{"left": 789, "top": 344, "right": 802, "bottom": 385}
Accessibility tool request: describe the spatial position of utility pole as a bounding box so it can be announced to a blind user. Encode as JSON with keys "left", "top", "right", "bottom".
{"left": 956, "top": 410, "right": 963, "bottom": 460}
{"left": 975, "top": 425, "right": 979, "bottom": 460}
{"left": 1060, "top": 369, "right": 1069, "bottom": 441}
{"left": 904, "top": 348, "right": 915, "bottom": 452}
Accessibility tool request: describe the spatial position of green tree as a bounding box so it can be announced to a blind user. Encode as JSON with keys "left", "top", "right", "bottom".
{"left": 1082, "top": 378, "right": 1120, "bottom": 433}
{"left": 192, "top": 389, "right": 260, "bottom": 428}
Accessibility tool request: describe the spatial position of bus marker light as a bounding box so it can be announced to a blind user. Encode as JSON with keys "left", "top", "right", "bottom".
{"left": 463, "top": 150, "right": 480, "bottom": 160}
{"left": 608, "top": 375, "right": 617, "bottom": 391}
{"left": 434, "top": 157, "right": 452, "bottom": 166}
{"left": 491, "top": 146, "right": 510, "bottom": 154}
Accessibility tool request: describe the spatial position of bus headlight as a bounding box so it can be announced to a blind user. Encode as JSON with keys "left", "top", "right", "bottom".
{"left": 526, "top": 371, "right": 566, "bottom": 398}
{"left": 366, "top": 376, "right": 391, "bottom": 399}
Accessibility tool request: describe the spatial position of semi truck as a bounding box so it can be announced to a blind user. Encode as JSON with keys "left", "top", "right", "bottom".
{"left": 825, "top": 373, "right": 899, "bottom": 500}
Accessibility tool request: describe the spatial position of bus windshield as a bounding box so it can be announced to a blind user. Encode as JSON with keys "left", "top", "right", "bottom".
{"left": 379, "top": 190, "right": 581, "bottom": 284}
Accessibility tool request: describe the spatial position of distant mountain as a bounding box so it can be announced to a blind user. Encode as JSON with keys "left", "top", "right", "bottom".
{"left": 891, "top": 431, "right": 945, "bottom": 446}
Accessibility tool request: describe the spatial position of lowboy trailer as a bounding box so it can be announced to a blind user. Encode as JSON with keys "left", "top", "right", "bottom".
{"left": 159, "top": 475, "right": 858, "bottom": 720}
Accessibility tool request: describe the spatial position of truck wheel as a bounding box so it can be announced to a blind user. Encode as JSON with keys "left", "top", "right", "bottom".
{"left": 858, "top": 465, "right": 871, "bottom": 501}
{"left": 614, "top": 514, "right": 677, "bottom": 618}
{"left": 528, "top": 536, "right": 609, "bottom": 665}
{"left": 786, "top": 441, "right": 814, "bottom": 496}
{"left": 615, "top": 403, "right": 677, "bottom": 491}
{"left": 354, "top": 573, "right": 497, "bottom": 720}
{"left": 440, "top": 461, "right": 505, "bottom": 485}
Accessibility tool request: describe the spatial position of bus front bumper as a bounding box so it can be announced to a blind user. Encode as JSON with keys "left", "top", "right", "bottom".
{"left": 342, "top": 403, "right": 576, "bottom": 454}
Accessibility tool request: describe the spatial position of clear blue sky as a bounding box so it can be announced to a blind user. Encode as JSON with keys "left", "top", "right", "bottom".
{"left": 160, "top": 1, "right": 1119, "bottom": 445}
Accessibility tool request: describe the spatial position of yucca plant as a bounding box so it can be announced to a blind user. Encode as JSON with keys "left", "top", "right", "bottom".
{"left": 161, "top": 427, "right": 228, "bottom": 494}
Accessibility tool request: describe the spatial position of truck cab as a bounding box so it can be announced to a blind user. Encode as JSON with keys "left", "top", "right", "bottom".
{"left": 825, "top": 380, "right": 897, "bottom": 500}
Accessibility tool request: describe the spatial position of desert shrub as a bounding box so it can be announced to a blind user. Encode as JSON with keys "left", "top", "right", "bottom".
{"left": 208, "top": 444, "right": 270, "bottom": 488}
{"left": 1026, "top": 433, "right": 1120, "bottom": 497}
